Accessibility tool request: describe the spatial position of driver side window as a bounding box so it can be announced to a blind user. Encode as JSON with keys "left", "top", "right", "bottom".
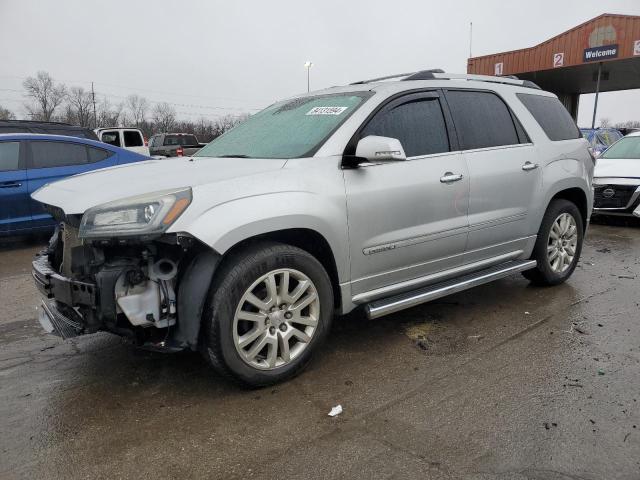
{"left": 361, "top": 97, "right": 450, "bottom": 157}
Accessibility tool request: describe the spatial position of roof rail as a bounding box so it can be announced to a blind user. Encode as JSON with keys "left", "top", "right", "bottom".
{"left": 351, "top": 70, "right": 541, "bottom": 89}
{"left": 423, "top": 72, "right": 541, "bottom": 89}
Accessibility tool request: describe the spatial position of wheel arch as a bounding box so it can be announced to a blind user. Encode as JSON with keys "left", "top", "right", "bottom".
{"left": 219, "top": 228, "right": 343, "bottom": 311}
{"left": 549, "top": 187, "right": 589, "bottom": 232}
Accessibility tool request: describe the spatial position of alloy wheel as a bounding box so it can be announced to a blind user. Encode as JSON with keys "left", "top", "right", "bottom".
{"left": 232, "top": 268, "right": 320, "bottom": 370}
{"left": 547, "top": 212, "right": 578, "bottom": 273}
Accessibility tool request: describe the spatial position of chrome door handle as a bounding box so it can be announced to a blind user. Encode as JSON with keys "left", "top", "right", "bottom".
{"left": 0, "top": 182, "right": 22, "bottom": 188}
{"left": 440, "top": 172, "right": 464, "bottom": 183}
{"left": 522, "top": 162, "right": 539, "bottom": 171}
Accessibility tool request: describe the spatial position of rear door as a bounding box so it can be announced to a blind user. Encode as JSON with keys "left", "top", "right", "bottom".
{"left": 344, "top": 91, "right": 470, "bottom": 300}
{"left": 123, "top": 129, "right": 149, "bottom": 156}
{"left": 443, "top": 89, "right": 541, "bottom": 264}
{"left": 26, "top": 140, "right": 117, "bottom": 228}
{"left": 0, "top": 141, "right": 30, "bottom": 234}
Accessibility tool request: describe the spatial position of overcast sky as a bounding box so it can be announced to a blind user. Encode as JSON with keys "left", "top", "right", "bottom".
{"left": 1, "top": 0, "right": 639, "bottom": 127}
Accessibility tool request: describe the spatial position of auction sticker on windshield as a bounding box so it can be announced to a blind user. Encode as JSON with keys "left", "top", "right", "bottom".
{"left": 306, "top": 106, "right": 348, "bottom": 115}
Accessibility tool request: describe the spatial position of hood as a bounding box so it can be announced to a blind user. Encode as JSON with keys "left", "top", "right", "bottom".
{"left": 32, "top": 157, "right": 287, "bottom": 214}
{"left": 594, "top": 157, "right": 640, "bottom": 180}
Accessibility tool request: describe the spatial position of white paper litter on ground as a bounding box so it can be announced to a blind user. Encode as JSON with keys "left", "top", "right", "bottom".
{"left": 328, "top": 405, "right": 343, "bottom": 417}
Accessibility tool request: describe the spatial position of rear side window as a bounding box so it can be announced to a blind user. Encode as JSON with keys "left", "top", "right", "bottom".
{"left": 0, "top": 142, "right": 20, "bottom": 171}
{"left": 87, "top": 146, "right": 114, "bottom": 163}
{"left": 30, "top": 141, "right": 88, "bottom": 168}
{"left": 517, "top": 93, "right": 580, "bottom": 141}
{"left": 101, "top": 131, "right": 121, "bottom": 147}
{"left": 361, "top": 97, "right": 450, "bottom": 157}
{"left": 124, "top": 130, "right": 143, "bottom": 147}
{"left": 445, "top": 90, "right": 520, "bottom": 150}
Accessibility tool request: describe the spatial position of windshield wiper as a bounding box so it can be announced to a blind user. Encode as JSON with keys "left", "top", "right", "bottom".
{"left": 218, "top": 154, "right": 252, "bottom": 158}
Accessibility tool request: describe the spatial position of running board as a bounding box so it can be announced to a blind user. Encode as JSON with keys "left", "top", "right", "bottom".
{"left": 365, "top": 260, "right": 536, "bottom": 319}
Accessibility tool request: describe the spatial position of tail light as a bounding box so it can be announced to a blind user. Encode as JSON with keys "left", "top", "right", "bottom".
{"left": 176, "top": 147, "right": 184, "bottom": 157}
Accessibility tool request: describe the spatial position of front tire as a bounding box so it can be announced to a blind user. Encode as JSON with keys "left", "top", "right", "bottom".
{"left": 522, "top": 199, "right": 584, "bottom": 286}
{"left": 202, "top": 242, "right": 334, "bottom": 387}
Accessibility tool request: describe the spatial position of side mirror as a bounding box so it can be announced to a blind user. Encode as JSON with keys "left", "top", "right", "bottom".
{"left": 355, "top": 136, "right": 407, "bottom": 163}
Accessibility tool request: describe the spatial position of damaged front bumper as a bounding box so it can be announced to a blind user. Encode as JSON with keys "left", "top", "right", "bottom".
{"left": 31, "top": 227, "right": 221, "bottom": 351}
{"left": 33, "top": 253, "right": 96, "bottom": 339}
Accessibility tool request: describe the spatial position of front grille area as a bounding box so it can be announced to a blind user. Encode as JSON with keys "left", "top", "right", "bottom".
{"left": 594, "top": 184, "right": 638, "bottom": 209}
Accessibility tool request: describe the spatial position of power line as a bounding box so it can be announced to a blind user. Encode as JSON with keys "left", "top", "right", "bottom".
{"left": 0, "top": 74, "right": 271, "bottom": 105}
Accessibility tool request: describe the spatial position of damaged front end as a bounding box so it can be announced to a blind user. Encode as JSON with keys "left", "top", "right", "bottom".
{"left": 33, "top": 214, "right": 219, "bottom": 352}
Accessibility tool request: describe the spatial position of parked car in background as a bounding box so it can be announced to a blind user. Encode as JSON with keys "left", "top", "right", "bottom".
{"left": 618, "top": 127, "right": 640, "bottom": 137}
{"left": 31, "top": 71, "right": 593, "bottom": 386}
{"left": 580, "top": 127, "right": 623, "bottom": 157}
{"left": 0, "top": 133, "right": 149, "bottom": 235}
{"left": 593, "top": 131, "right": 640, "bottom": 218}
{"left": 0, "top": 120, "right": 98, "bottom": 140}
{"left": 149, "top": 133, "right": 204, "bottom": 157}
{"left": 95, "top": 127, "right": 150, "bottom": 156}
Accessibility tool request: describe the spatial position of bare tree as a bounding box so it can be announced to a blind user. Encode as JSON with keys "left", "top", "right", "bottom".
{"left": 23, "top": 71, "right": 67, "bottom": 121}
{"left": 599, "top": 117, "right": 611, "bottom": 128}
{"left": 0, "top": 105, "right": 15, "bottom": 120}
{"left": 96, "top": 97, "right": 126, "bottom": 127}
{"left": 126, "top": 94, "right": 149, "bottom": 127}
{"left": 66, "top": 87, "right": 94, "bottom": 127}
{"left": 614, "top": 120, "right": 640, "bottom": 129}
{"left": 152, "top": 102, "right": 176, "bottom": 133}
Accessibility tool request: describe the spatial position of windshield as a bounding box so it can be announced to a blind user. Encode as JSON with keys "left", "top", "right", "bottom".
{"left": 195, "top": 92, "right": 370, "bottom": 159}
{"left": 601, "top": 136, "right": 640, "bottom": 159}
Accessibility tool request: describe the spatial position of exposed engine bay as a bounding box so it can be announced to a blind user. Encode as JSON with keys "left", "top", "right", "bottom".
{"left": 34, "top": 218, "right": 219, "bottom": 351}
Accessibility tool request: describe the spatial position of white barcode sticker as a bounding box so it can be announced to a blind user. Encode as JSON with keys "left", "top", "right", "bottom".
{"left": 306, "top": 106, "right": 348, "bottom": 115}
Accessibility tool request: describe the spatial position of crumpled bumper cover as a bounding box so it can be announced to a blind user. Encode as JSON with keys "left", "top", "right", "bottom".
{"left": 32, "top": 252, "right": 96, "bottom": 307}
{"left": 32, "top": 252, "right": 96, "bottom": 338}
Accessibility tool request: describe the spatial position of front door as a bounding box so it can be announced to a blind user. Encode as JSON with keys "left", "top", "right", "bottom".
{"left": 344, "top": 91, "right": 470, "bottom": 301}
{"left": 0, "top": 141, "right": 30, "bottom": 234}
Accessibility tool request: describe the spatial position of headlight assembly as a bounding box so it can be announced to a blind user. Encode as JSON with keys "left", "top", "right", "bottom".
{"left": 79, "top": 188, "right": 192, "bottom": 239}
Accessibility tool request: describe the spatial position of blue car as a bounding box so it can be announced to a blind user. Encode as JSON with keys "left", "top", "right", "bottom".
{"left": 0, "top": 133, "right": 149, "bottom": 235}
{"left": 580, "top": 128, "right": 623, "bottom": 157}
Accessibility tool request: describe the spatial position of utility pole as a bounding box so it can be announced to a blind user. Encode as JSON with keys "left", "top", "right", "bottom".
{"left": 469, "top": 22, "right": 473, "bottom": 58}
{"left": 591, "top": 63, "right": 602, "bottom": 129}
{"left": 91, "top": 82, "right": 97, "bottom": 129}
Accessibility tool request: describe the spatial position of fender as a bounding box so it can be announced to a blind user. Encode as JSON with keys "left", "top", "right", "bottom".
{"left": 183, "top": 191, "right": 351, "bottom": 282}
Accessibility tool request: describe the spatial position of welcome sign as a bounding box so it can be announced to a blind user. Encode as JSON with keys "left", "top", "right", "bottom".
{"left": 583, "top": 44, "right": 618, "bottom": 62}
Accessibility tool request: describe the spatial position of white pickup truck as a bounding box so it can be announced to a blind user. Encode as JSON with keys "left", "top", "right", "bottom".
{"left": 95, "top": 127, "right": 150, "bottom": 157}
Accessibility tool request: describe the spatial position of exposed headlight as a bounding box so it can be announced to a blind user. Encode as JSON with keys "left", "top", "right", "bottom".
{"left": 79, "top": 188, "right": 192, "bottom": 238}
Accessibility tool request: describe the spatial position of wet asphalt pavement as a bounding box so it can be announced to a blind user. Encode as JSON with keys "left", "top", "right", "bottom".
{"left": 1, "top": 223, "right": 639, "bottom": 480}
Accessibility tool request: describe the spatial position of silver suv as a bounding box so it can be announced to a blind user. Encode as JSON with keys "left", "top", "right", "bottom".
{"left": 32, "top": 71, "right": 593, "bottom": 386}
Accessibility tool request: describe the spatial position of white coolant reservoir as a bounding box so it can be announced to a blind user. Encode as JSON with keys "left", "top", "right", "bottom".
{"left": 115, "top": 279, "right": 161, "bottom": 327}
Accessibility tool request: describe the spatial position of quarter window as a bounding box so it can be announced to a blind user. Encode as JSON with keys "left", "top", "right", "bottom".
{"left": 0, "top": 142, "right": 20, "bottom": 171}
{"left": 87, "top": 146, "right": 113, "bottom": 163}
{"left": 517, "top": 93, "right": 581, "bottom": 141}
{"left": 30, "top": 141, "right": 88, "bottom": 168}
{"left": 446, "top": 90, "right": 520, "bottom": 150}
{"left": 361, "top": 97, "right": 450, "bottom": 157}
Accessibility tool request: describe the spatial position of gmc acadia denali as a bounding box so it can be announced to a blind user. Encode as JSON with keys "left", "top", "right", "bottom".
{"left": 31, "top": 70, "right": 594, "bottom": 386}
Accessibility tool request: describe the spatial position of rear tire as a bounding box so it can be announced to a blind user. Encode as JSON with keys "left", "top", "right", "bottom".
{"left": 201, "top": 241, "right": 333, "bottom": 387}
{"left": 522, "top": 199, "right": 584, "bottom": 286}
